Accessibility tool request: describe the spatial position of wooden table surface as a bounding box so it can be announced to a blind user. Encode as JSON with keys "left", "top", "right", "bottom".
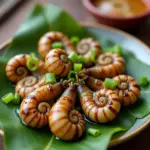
{"left": 0, "top": 0, "right": 150, "bottom": 150}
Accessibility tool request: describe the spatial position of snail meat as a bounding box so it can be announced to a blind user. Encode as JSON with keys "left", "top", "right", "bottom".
{"left": 77, "top": 84, "right": 121, "bottom": 123}
{"left": 80, "top": 53, "right": 125, "bottom": 79}
{"left": 113, "top": 75, "right": 141, "bottom": 106}
{"left": 16, "top": 76, "right": 46, "bottom": 99}
{"left": 20, "top": 82, "right": 65, "bottom": 128}
{"left": 6, "top": 54, "right": 47, "bottom": 83}
{"left": 85, "top": 76, "right": 104, "bottom": 91}
{"left": 38, "top": 31, "right": 75, "bottom": 58}
{"left": 49, "top": 84, "right": 85, "bottom": 141}
{"left": 45, "top": 49, "right": 72, "bottom": 77}
{"left": 77, "top": 38, "right": 101, "bottom": 65}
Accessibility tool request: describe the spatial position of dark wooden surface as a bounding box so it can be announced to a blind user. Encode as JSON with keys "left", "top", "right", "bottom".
{"left": 0, "top": 0, "right": 150, "bottom": 149}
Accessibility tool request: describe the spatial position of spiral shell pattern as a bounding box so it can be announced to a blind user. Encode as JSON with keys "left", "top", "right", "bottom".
{"left": 38, "top": 31, "right": 75, "bottom": 58}
{"left": 16, "top": 76, "right": 46, "bottom": 99}
{"left": 78, "top": 84, "right": 121, "bottom": 123}
{"left": 6, "top": 54, "right": 30, "bottom": 83}
{"left": 49, "top": 86, "right": 85, "bottom": 141}
{"left": 113, "top": 75, "right": 141, "bottom": 106}
{"left": 77, "top": 38, "right": 101, "bottom": 63}
{"left": 82, "top": 52, "right": 125, "bottom": 79}
{"left": 45, "top": 49, "right": 72, "bottom": 77}
{"left": 20, "top": 83, "right": 64, "bottom": 128}
{"left": 5, "top": 54, "right": 47, "bottom": 83}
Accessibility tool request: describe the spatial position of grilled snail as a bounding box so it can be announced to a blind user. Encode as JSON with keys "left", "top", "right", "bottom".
{"left": 80, "top": 52, "right": 125, "bottom": 79}
{"left": 49, "top": 84, "right": 85, "bottom": 141}
{"left": 20, "top": 82, "right": 65, "bottom": 128}
{"left": 77, "top": 38, "right": 101, "bottom": 65}
{"left": 77, "top": 84, "right": 121, "bottom": 123}
{"left": 113, "top": 75, "right": 141, "bottom": 106}
{"left": 5, "top": 54, "right": 47, "bottom": 83}
{"left": 38, "top": 31, "right": 75, "bottom": 58}
{"left": 45, "top": 49, "right": 72, "bottom": 77}
{"left": 85, "top": 76, "right": 104, "bottom": 91}
{"left": 5, "top": 29, "right": 143, "bottom": 142}
{"left": 16, "top": 76, "right": 46, "bottom": 99}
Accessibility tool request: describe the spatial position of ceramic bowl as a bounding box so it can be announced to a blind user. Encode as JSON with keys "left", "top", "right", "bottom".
{"left": 82, "top": 0, "right": 150, "bottom": 29}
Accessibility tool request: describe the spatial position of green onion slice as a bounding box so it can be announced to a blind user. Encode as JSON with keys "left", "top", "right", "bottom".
{"left": 74, "top": 63, "right": 82, "bottom": 72}
{"left": 45, "top": 73, "right": 56, "bottom": 84}
{"left": 104, "top": 78, "right": 117, "bottom": 90}
{"left": 78, "top": 55, "right": 88, "bottom": 63}
{"left": 113, "top": 45, "right": 123, "bottom": 56}
{"left": 68, "top": 52, "right": 78, "bottom": 62}
{"left": 105, "top": 49, "right": 114, "bottom": 53}
{"left": 139, "top": 76, "right": 149, "bottom": 87}
{"left": 70, "top": 36, "right": 80, "bottom": 45}
{"left": 68, "top": 70, "right": 76, "bottom": 81}
{"left": 30, "top": 52, "right": 36, "bottom": 57}
{"left": 52, "top": 42, "right": 63, "bottom": 49}
{"left": 88, "top": 128, "right": 100, "bottom": 137}
{"left": 12, "top": 93, "right": 21, "bottom": 105}
{"left": 2, "top": 93, "right": 14, "bottom": 104}
{"left": 91, "top": 48, "right": 96, "bottom": 63}
{"left": 105, "top": 45, "right": 123, "bottom": 56}
{"left": 26, "top": 56, "right": 39, "bottom": 71}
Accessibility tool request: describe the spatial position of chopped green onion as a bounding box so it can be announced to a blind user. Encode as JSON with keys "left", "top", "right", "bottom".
{"left": 113, "top": 45, "right": 123, "bottom": 56}
{"left": 68, "top": 70, "right": 76, "bottom": 81}
{"left": 45, "top": 73, "right": 56, "bottom": 84}
{"left": 139, "top": 76, "right": 149, "bottom": 87}
{"left": 30, "top": 52, "right": 36, "bottom": 57}
{"left": 26, "top": 57, "right": 39, "bottom": 71}
{"left": 52, "top": 42, "right": 63, "bottom": 49}
{"left": 12, "top": 93, "right": 21, "bottom": 105}
{"left": 70, "top": 36, "right": 80, "bottom": 45}
{"left": 78, "top": 55, "right": 88, "bottom": 63}
{"left": 104, "top": 78, "right": 117, "bottom": 90}
{"left": 70, "top": 78, "right": 75, "bottom": 82}
{"left": 91, "top": 48, "right": 96, "bottom": 63}
{"left": 68, "top": 52, "right": 78, "bottom": 62}
{"left": 105, "top": 45, "right": 123, "bottom": 56}
{"left": 2, "top": 93, "right": 14, "bottom": 104}
{"left": 74, "top": 63, "right": 82, "bottom": 72}
{"left": 105, "top": 49, "right": 114, "bottom": 53}
{"left": 88, "top": 128, "right": 100, "bottom": 137}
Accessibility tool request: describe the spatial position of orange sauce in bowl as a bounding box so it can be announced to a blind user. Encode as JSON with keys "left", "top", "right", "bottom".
{"left": 93, "top": 0, "right": 148, "bottom": 17}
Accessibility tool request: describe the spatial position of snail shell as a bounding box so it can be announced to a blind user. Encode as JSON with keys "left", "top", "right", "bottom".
{"left": 5, "top": 54, "right": 47, "bottom": 83}
{"left": 20, "top": 83, "right": 65, "bottom": 128}
{"left": 38, "top": 31, "right": 75, "bottom": 58}
{"left": 80, "top": 52, "right": 125, "bottom": 79}
{"left": 85, "top": 76, "right": 104, "bottom": 91}
{"left": 77, "top": 84, "right": 121, "bottom": 123}
{"left": 45, "top": 49, "right": 72, "bottom": 77}
{"left": 16, "top": 76, "right": 46, "bottom": 99}
{"left": 77, "top": 38, "right": 101, "bottom": 65}
{"left": 113, "top": 75, "right": 141, "bottom": 106}
{"left": 49, "top": 85, "right": 85, "bottom": 141}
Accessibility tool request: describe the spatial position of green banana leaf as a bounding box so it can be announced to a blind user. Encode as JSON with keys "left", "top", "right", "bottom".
{"left": 0, "top": 4, "right": 150, "bottom": 150}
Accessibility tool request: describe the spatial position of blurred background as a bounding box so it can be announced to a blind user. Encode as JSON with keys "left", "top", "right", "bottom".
{"left": 0, "top": 0, "right": 150, "bottom": 149}
{"left": 0, "top": 0, "right": 150, "bottom": 46}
